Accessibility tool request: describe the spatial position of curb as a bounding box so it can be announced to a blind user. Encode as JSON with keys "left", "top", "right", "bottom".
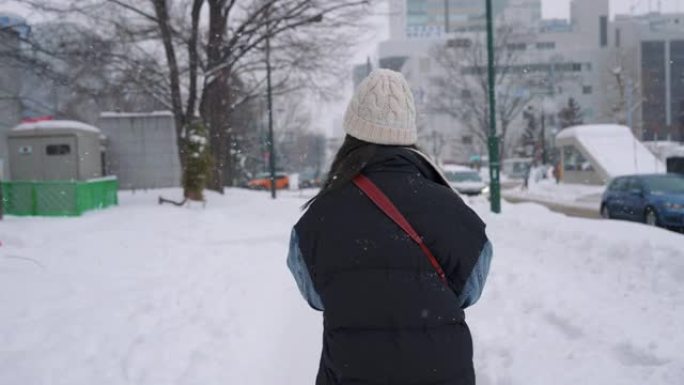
{"left": 502, "top": 193, "right": 601, "bottom": 219}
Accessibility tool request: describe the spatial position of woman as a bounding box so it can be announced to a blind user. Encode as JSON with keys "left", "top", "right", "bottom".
{"left": 287, "top": 69, "right": 492, "bottom": 385}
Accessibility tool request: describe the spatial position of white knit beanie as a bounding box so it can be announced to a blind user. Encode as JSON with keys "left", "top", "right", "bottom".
{"left": 343, "top": 69, "right": 417, "bottom": 146}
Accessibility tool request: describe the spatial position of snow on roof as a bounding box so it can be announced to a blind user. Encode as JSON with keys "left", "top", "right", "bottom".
{"left": 643, "top": 141, "right": 684, "bottom": 158}
{"left": 99, "top": 111, "right": 173, "bottom": 118}
{"left": 13, "top": 120, "right": 101, "bottom": 134}
{"left": 557, "top": 124, "right": 664, "bottom": 177}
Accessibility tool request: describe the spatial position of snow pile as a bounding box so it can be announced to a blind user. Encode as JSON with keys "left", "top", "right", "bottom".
{"left": 644, "top": 141, "right": 684, "bottom": 161}
{"left": 13, "top": 120, "right": 101, "bottom": 134}
{"left": 557, "top": 125, "right": 665, "bottom": 177}
{"left": 1, "top": 189, "right": 683, "bottom": 385}
{"left": 473, "top": 203, "right": 684, "bottom": 385}
{"left": 504, "top": 178, "right": 605, "bottom": 211}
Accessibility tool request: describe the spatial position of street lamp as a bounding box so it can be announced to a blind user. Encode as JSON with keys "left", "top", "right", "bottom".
{"left": 265, "top": 6, "right": 277, "bottom": 199}
{"left": 265, "top": 10, "right": 323, "bottom": 199}
{"left": 485, "top": 0, "right": 501, "bottom": 213}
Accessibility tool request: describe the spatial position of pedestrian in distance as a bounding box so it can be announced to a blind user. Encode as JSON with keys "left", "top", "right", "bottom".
{"left": 287, "top": 69, "right": 493, "bottom": 385}
{"left": 522, "top": 162, "right": 532, "bottom": 191}
{"left": 553, "top": 162, "right": 561, "bottom": 184}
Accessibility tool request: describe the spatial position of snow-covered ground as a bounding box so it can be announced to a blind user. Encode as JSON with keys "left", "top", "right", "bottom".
{"left": 1, "top": 189, "right": 683, "bottom": 385}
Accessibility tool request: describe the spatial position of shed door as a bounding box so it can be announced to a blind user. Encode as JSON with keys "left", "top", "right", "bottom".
{"left": 41, "top": 136, "right": 78, "bottom": 180}
{"left": 9, "top": 137, "right": 43, "bottom": 181}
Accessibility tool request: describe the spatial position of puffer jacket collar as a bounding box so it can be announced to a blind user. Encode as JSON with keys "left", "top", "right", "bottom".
{"left": 363, "top": 146, "right": 453, "bottom": 189}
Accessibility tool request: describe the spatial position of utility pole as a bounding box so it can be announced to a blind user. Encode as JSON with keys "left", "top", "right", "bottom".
{"left": 444, "top": 0, "right": 450, "bottom": 34}
{"left": 263, "top": 11, "right": 322, "bottom": 199}
{"left": 626, "top": 77, "right": 639, "bottom": 172}
{"left": 485, "top": 0, "right": 501, "bottom": 213}
{"left": 0, "top": 180, "right": 3, "bottom": 220}
{"left": 540, "top": 111, "right": 547, "bottom": 164}
{"left": 265, "top": 5, "right": 277, "bottom": 199}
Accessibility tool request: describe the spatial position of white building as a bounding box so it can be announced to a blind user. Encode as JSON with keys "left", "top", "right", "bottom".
{"left": 371, "top": 0, "right": 613, "bottom": 163}
{"left": 612, "top": 12, "right": 684, "bottom": 142}
{"left": 359, "top": 0, "right": 684, "bottom": 165}
{"left": 97, "top": 111, "right": 182, "bottom": 190}
{"left": 389, "top": 0, "right": 539, "bottom": 40}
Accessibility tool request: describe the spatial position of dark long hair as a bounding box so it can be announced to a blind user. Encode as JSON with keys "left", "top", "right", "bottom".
{"left": 304, "top": 135, "right": 416, "bottom": 209}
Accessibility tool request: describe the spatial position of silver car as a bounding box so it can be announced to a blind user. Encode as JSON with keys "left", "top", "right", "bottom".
{"left": 443, "top": 165, "right": 490, "bottom": 196}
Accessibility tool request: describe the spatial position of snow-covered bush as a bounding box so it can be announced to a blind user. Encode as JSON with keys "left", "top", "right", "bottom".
{"left": 183, "top": 121, "right": 212, "bottom": 201}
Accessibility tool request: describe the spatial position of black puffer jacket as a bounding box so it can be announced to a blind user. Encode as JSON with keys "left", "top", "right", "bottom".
{"left": 294, "top": 147, "right": 488, "bottom": 385}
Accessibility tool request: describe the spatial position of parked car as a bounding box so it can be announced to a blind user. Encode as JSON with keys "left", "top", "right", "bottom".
{"left": 601, "top": 173, "right": 684, "bottom": 229}
{"left": 443, "top": 165, "right": 490, "bottom": 196}
{"left": 247, "top": 172, "right": 289, "bottom": 190}
{"left": 299, "top": 170, "right": 325, "bottom": 189}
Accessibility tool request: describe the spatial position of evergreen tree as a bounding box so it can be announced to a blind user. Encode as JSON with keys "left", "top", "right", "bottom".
{"left": 183, "top": 121, "right": 213, "bottom": 201}
{"left": 522, "top": 107, "right": 539, "bottom": 144}
{"left": 558, "top": 97, "right": 584, "bottom": 129}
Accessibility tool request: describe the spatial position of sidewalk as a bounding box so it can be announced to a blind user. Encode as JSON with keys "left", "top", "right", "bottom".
{"left": 502, "top": 179, "right": 603, "bottom": 219}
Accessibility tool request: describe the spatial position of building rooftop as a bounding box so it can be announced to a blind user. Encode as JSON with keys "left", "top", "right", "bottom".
{"left": 13, "top": 120, "right": 101, "bottom": 134}
{"left": 557, "top": 124, "right": 665, "bottom": 177}
{"left": 99, "top": 111, "right": 174, "bottom": 119}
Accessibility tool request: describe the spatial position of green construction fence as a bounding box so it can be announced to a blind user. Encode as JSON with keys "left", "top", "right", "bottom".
{"left": 1, "top": 177, "right": 118, "bottom": 217}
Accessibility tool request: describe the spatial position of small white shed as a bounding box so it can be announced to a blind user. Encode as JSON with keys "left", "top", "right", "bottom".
{"left": 8, "top": 120, "right": 103, "bottom": 181}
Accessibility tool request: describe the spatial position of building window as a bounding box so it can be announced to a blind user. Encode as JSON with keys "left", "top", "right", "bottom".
{"left": 583, "top": 85, "right": 593, "bottom": 95}
{"left": 536, "top": 42, "right": 556, "bottom": 50}
{"left": 462, "top": 135, "right": 473, "bottom": 145}
{"left": 642, "top": 41, "right": 667, "bottom": 131}
{"left": 46, "top": 144, "right": 71, "bottom": 156}
{"left": 600, "top": 16, "right": 608, "bottom": 47}
{"left": 447, "top": 38, "right": 472, "bottom": 48}
{"left": 616, "top": 28, "right": 621, "bottom": 48}
{"left": 585, "top": 108, "right": 595, "bottom": 118}
{"left": 506, "top": 43, "right": 527, "bottom": 51}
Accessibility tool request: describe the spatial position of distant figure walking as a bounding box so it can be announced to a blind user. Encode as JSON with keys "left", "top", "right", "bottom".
{"left": 522, "top": 163, "right": 532, "bottom": 190}
{"left": 287, "top": 69, "right": 493, "bottom": 385}
{"left": 553, "top": 162, "right": 561, "bottom": 184}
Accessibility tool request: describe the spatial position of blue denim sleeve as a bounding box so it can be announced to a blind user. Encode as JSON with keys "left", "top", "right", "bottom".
{"left": 287, "top": 228, "right": 324, "bottom": 311}
{"left": 458, "top": 240, "right": 493, "bottom": 309}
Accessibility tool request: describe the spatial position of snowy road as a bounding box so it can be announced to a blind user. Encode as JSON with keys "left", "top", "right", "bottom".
{"left": 1, "top": 189, "right": 683, "bottom": 385}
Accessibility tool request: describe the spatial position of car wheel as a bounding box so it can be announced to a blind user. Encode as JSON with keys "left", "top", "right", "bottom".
{"left": 644, "top": 207, "right": 659, "bottom": 227}
{"left": 600, "top": 204, "right": 611, "bottom": 219}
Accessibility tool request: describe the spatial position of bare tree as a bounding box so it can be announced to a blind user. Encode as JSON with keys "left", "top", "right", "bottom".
{"left": 15, "top": 0, "right": 372, "bottom": 196}
{"left": 429, "top": 29, "right": 572, "bottom": 159}
{"left": 607, "top": 63, "right": 641, "bottom": 127}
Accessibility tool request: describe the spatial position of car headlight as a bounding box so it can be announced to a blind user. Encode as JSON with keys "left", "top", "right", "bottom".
{"left": 664, "top": 202, "right": 684, "bottom": 210}
{"left": 481, "top": 186, "right": 490, "bottom": 194}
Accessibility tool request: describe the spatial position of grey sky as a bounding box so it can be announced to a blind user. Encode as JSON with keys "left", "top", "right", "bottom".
{"left": 4, "top": 0, "right": 684, "bottom": 20}
{"left": 3, "top": 0, "right": 684, "bottom": 134}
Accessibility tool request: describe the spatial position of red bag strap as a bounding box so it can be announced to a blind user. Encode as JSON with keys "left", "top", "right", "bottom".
{"left": 352, "top": 174, "right": 447, "bottom": 283}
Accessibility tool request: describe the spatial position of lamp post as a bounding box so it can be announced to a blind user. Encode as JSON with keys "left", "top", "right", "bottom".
{"left": 265, "top": 5, "right": 277, "bottom": 199}
{"left": 485, "top": 0, "right": 501, "bottom": 213}
{"left": 265, "top": 11, "right": 323, "bottom": 199}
